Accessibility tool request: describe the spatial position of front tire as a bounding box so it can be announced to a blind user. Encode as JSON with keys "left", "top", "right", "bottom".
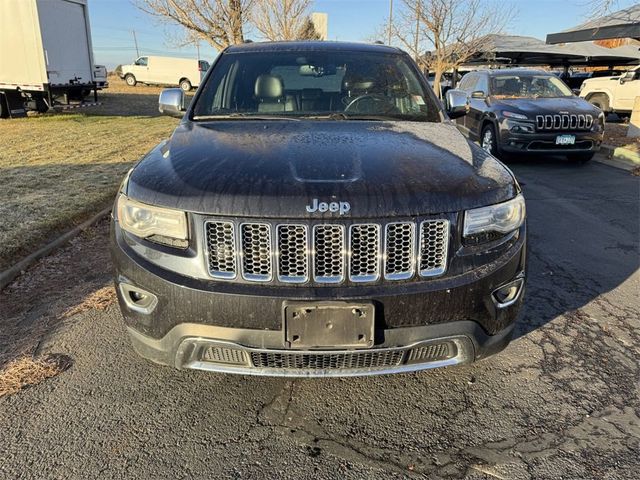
{"left": 567, "top": 152, "right": 595, "bottom": 164}
{"left": 179, "top": 79, "right": 192, "bottom": 92}
{"left": 124, "top": 74, "right": 137, "bottom": 87}
{"left": 0, "top": 94, "right": 7, "bottom": 118}
{"left": 588, "top": 93, "right": 610, "bottom": 113}
{"left": 481, "top": 124, "right": 500, "bottom": 157}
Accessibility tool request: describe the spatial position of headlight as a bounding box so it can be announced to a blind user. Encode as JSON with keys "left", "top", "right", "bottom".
{"left": 116, "top": 194, "right": 188, "bottom": 241}
{"left": 464, "top": 194, "right": 526, "bottom": 237}
{"left": 502, "top": 111, "right": 528, "bottom": 120}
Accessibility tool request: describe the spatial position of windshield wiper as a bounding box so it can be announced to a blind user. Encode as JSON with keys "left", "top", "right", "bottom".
{"left": 192, "top": 112, "right": 301, "bottom": 121}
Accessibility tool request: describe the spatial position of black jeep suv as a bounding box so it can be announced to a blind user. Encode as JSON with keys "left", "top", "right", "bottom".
{"left": 111, "top": 42, "right": 526, "bottom": 377}
{"left": 446, "top": 69, "right": 605, "bottom": 162}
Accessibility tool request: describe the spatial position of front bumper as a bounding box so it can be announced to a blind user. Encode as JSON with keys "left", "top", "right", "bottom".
{"left": 111, "top": 221, "right": 526, "bottom": 376}
{"left": 126, "top": 321, "right": 515, "bottom": 377}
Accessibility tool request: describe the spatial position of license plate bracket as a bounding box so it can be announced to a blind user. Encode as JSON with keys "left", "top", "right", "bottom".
{"left": 556, "top": 134, "right": 576, "bottom": 145}
{"left": 284, "top": 301, "right": 375, "bottom": 349}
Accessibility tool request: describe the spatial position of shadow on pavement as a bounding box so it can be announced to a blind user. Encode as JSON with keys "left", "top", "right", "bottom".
{"left": 506, "top": 158, "right": 639, "bottom": 338}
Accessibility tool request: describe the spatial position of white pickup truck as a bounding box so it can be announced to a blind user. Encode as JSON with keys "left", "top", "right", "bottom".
{"left": 580, "top": 66, "right": 640, "bottom": 117}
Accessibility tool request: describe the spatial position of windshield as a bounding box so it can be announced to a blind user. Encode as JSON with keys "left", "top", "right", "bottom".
{"left": 192, "top": 50, "right": 440, "bottom": 122}
{"left": 490, "top": 74, "right": 573, "bottom": 98}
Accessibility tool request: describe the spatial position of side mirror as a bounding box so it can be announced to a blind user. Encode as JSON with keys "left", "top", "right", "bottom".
{"left": 470, "top": 90, "right": 486, "bottom": 99}
{"left": 446, "top": 89, "right": 468, "bottom": 119}
{"left": 159, "top": 88, "right": 185, "bottom": 118}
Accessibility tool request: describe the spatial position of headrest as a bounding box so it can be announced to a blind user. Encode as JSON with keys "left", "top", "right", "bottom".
{"left": 255, "top": 74, "right": 283, "bottom": 98}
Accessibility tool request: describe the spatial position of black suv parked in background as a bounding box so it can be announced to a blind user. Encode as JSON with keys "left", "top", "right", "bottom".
{"left": 446, "top": 69, "right": 605, "bottom": 162}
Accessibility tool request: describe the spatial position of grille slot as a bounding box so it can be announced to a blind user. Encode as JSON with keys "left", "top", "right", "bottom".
{"left": 240, "top": 223, "right": 272, "bottom": 281}
{"left": 202, "top": 346, "right": 247, "bottom": 365}
{"left": 250, "top": 350, "right": 405, "bottom": 370}
{"left": 277, "top": 225, "right": 308, "bottom": 283}
{"left": 313, "top": 225, "right": 345, "bottom": 283}
{"left": 349, "top": 224, "right": 381, "bottom": 282}
{"left": 384, "top": 222, "right": 415, "bottom": 280}
{"left": 205, "top": 221, "right": 237, "bottom": 279}
{"left": 406, "top": 343, "right": 453, "bottom": 363}
{"left": 418, "top": 220, "right": 449, "bottom": 277}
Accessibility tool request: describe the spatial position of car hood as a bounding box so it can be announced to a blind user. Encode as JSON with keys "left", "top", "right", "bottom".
{"left": 126, "top": 120, "right": 517, "bottom": 218}
{"left": 491, "top": 96, "right": 600, "bottom": 116}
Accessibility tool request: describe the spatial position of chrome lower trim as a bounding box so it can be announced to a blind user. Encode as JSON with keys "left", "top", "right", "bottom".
{"left": 176, "top": 337, "right": 473, "bottom": 378}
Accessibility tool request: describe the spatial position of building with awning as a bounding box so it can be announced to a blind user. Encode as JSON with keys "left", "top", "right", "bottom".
{"left": 459, "top": 34, "right": 639, "bottom": 67}
{"left": 546, "top": 4, "right": 640, "bottom": 44}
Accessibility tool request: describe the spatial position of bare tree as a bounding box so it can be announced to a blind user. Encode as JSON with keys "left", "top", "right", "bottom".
{"left": 390, "top": 0, "right": 515, "bottom": 97}
{"left": 252, "top": 0, "right": 320, "bottom": 41}
{"left": 587, "top": 0, "right": 619, "bottom": 17}
{"left": 135, "top": 0, "right": 254, "bottom": 51}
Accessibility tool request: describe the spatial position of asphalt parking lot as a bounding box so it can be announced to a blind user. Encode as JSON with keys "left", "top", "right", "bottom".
{"left": 1, "top": 158, "right": 638, "bottom": 479}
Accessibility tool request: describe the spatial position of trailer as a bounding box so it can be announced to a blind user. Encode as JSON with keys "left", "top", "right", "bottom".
{"left": 0, "top": 0, "right": 104, "bottom": 118}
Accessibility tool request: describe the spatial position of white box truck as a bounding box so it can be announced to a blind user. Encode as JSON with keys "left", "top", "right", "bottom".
{"left": 0, "top": 0, "right": 105, "bottom": 118}
{"left": 119, "top": 56, "right": 210, "bottom": 92}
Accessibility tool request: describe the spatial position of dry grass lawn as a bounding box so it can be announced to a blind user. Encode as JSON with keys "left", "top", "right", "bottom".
{"left": 0, "top": 354, "right": 72, "bottom": 398}
{"left": 0, "top": 79, "right": 181, "bottom": 270}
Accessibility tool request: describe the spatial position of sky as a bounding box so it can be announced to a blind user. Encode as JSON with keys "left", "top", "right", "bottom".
{"left": 88, "top": 0, "right": 640, "bottom": 68}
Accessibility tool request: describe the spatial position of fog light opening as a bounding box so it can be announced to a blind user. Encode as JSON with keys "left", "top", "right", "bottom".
{"left": 492, "top": 278, "right": 524, "bottom": 308}
{"left": 119, "top": 283, "right": 158, "bottom": 314}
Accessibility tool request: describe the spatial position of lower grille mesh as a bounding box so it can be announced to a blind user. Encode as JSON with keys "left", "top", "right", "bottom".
{"left": 250, "top": 350, "right": 404, "bottom": 370}
{"left": 201, "top": 342, "right": 456, "bottom": 371}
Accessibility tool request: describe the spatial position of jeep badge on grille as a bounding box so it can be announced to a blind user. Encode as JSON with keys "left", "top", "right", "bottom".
{"left": 306, "top": 198, "right": 351, "bottom": 215}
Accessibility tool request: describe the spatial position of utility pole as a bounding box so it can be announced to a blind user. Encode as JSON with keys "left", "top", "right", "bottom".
{"left": 387, "top": 0, "right": 393, "bottom": 45}
{"left": 195, "top": 40, "right": 200, "bottom": 61}
{"left": 132, "top": 30, "right": 140, "bottom": 58}
{"left": 413, "top": 1, "right": 420, "bottom": 63}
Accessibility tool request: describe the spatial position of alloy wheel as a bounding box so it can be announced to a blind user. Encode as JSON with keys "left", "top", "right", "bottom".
{"left": 482, "top": 129, "right": 494, "bottom": 153}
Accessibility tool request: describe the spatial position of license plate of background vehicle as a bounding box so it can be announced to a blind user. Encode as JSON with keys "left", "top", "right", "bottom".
{"left": 556, "top": 134, "right": 576, "bottom": 145}
{"left": 284, "top": 302, "right": 375, "bottom": 349}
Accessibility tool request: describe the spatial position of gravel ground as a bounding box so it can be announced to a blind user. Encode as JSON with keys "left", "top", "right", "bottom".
{"left": 0, "top": 159, "right": 638, "bottom": 479}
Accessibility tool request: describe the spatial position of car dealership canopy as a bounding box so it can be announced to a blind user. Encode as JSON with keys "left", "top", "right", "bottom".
{"left": 459, "top": 34, "right": 640, "bottom": 67}
{"left": 546, "top": 4, "right": 640, "bottom": 44}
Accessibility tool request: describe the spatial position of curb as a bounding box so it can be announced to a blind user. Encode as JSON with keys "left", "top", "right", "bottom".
{"left": 597, "top": 144, "right": 640, "bottom": 171}
{"left": 0, "top": 207, "right": 112, "bottom": 292}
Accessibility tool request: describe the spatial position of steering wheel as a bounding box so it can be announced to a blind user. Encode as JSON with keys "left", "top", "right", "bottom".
{"left": 344, "top": 94, "right": 401, "bottom": 115}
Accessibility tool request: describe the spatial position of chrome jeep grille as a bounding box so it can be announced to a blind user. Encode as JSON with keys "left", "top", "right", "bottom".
{"left": 535, "top": 114, "right": 593, "bottom": 131}
{"left": 204, "top": 219, "right": 450, "bottom": 285}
